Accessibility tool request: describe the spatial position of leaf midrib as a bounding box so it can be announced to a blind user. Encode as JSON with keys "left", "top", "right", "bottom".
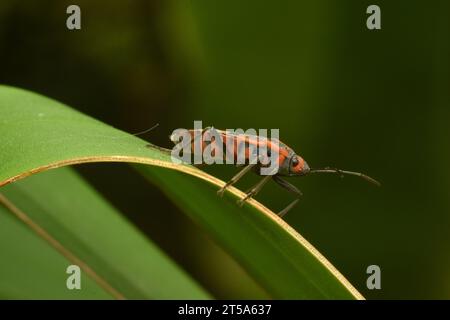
{"left": 0, "top": 192, "right": 124, "bottom": 300}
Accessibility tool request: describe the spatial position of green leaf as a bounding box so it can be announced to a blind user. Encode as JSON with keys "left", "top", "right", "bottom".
{"left": 137, "top": 165, "right": 363, "bottom": 299}
{"left": 0, "top": 85, "right": 363, "bottom": 299}
{"left": 0, "top": 200, "right": 112, "bottom": 299}
{"left": 0, "top": 167, "right": 210, "bottom": 299}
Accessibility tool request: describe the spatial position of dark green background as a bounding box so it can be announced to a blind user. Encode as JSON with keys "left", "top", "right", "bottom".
{"left": 1, "top": 1, "right": 449, "bottom": 299}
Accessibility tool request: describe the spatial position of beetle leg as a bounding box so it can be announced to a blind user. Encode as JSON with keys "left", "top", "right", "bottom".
{"left": 217, "top": 164, "right": 256, "bottom": 197}
{"left": 272, "top": 176, "right": 303, "bottom": 217}
{"left": 237, "top": 175, "right": 272, "bottom": 206}
{"left": 277, "top": 199, "right": 300, "bottom": 218}
{"left": 273, "top": 176, "right": 303, "bottom": 197}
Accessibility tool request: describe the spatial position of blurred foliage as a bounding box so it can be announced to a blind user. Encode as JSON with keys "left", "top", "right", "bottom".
{"left": 0, "top": 0, "right": 449, "bottom": 299}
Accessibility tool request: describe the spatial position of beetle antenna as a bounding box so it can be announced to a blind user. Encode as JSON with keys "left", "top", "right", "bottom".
{"left": 309, "top": 167, "right": 381, "bottom": 186}
{"left": 132, "top": 123, "right": 159, "bottom": 136}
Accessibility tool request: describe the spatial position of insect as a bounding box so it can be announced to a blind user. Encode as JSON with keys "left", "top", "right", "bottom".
{"left": 167, "top": 127, "right": 380, "bottom": 217}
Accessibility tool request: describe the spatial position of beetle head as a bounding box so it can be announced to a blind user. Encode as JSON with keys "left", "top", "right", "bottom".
{"left": 278, "top": 153, "right": 310, "bottom": 176}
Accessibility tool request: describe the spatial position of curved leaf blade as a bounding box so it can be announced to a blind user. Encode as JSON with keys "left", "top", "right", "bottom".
{"left": 136, "top": 165, "right": 362, "bottom": 299}
{"left": 0, "top": 203, "right": 113, "bottom": 299}
{"left": 0, "top": 167, "right": 210, "bottom": 299}
{"left": 0, "top": 85, "right": 363, "bottom": 299}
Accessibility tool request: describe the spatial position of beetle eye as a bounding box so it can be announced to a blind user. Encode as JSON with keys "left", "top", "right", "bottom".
{"left": 292, "top": 157, "right": 299, "bottom": 166}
